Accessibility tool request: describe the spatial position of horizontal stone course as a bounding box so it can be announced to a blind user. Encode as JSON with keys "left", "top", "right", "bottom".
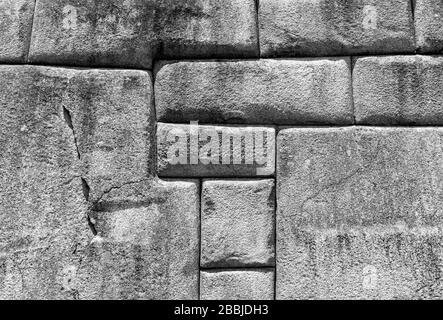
{"left": 201, "top": 179, "right": 275, "bottom": 268}
{"left": 277, "top": 127, "right": 443, "bottom": 299}
{"left": 200, "top": 270, "right": 275, "bottom": 300}
{"left": 415, "top": 0, "right": 443, "bottom": 53}
{"left": 157, "top": 123, "right": 275, "bottom": 177}
{"left": 155, "top": 59, "right": 353, "bottom": 125}
{"left": 28, "top": 0, "right": 258, "bottom": 68}
{"left": 259, "top": 0, "right": 415, "bottom": 57}
{"left": 0, "top": 0, "right": 35, "bottom": 63}
{"left": 353, "top": 55, "right": 443, "bottom": 125}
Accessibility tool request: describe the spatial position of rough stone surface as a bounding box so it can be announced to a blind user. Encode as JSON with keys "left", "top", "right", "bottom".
{"left": 28, "top": 0, "right": 258, "bottom": 68}
{"left": 201, "top": 180, "right": 275, "bottom": 268}
{"left": 155, "top": 59, "right": 353, "bottom": 125}
{"left": 4, "top": 66, "right": 155, "bottom": 203}
{"left": 415, "top": 0, "right": 443, "bottom": 53}
{"left": 0, "top": 65, "right": 91, "bottom": 299}
{"left": 354, "top": 55, "right": 443, "bottom": 125}
{"left": 157, "top": 123, "right": 275, "bottom": 177}
{"left": 0, "top": 0, "right": 35, "bottom": 62}
{"left": 64, "top": 69, "right": 155, "bottom": 203}
{"left": 277, "top": 127, "right": 443, "bottom": 299}
{"left": 259, "top": 0, "right": 415, "bottom": 57}
{"left": 79, "top": 179, "right": 200, "bottom": 300}
{"left": 154, "top": 0, "right": 259, "bottom": 59}
{"left": 200, "top": 270, "right": 274, "bottom": 300}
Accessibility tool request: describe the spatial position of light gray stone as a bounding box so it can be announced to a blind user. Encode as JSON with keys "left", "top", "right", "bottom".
{"left": 201, "top": 180, "right": 275, "bottom": 268}
{"left": 79, "top": 179, "right": 200, "bottom": 300}
{"left": 259, "top": 0, "right": 415, "bottom": 57}
{"left": 154, "top": 0, "right": 259, "bottom": 59}
{"left": 277, "top": 127, "right": 443, "bottom": 299}
{"left": 28, "top": 0, "right": 259, "bottom": 68}
{"left": 0, "top": 0, "right": 35, "bottom": 62}
{"left": 200, "top": 270, "right": 274, "bottom": 300}
{"left": 415, "top": 0, "right": 443, "bottom": 53}
{"left": 62, "top": 69, "right": 155, "bottom": 203}
{"left": 157, "top": 123, "right": 275, "bottom": 177}
{"left": 0, "top": 65, "right": 91, "bottom": 299}
{"left": 354, "top": 55, "right": 443, "bottom": 125}
{"left": 155, "top": 59, "right": 353, "bottom": 125}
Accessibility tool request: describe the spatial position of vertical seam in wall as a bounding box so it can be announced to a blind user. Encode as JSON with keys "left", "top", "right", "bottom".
{"left": 273, "top": 126, "right": 278, "bottom": 300}
{"left": 410, "top": 0, "right": 418, "bottom": 53}
{"left": 255, "top": 0, "right": 261, "bottom": 58}
{"left": 26, "top": 0, "right": 37, "bottom": 63}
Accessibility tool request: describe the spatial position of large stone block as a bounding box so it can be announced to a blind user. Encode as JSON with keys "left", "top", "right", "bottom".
{"left": 415, "top": 0, "right": 443, "bottom": 53}
{"left": 259, "top": 0, "right": 415, "bottom": 57}
{"left": 354, "top": 56, "right": 443, "bottom": 125}
{"left": 277, "top": 127, "right": 443, "bottom": 299}
{"left": 155, "top": 59, "right": 353, "bottom": 125}
{"left": 201, "top": 180, "right": 275, "bottom": 268}
{"left": 79, "top": 180, "right": 200, "bottom": 300}
{"left": 0, "top": 65, "right": 91, "bottom": 299}
{"left": 28, "top": 0, "right": 259, "bottom": 68}
{"left": 154, "top": 0, "right": 259, "bottom": 59}
{"left": 157, "top": 123, "right": 275, "bottom": 177}
{"left": 0, "top": 0, "right": 35, "bottom": 62}
{"left": 200, "top": 270, "right": 274, "bottom": 300}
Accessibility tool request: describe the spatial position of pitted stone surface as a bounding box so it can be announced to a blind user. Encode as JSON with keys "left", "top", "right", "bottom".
{"left": 200, "top": 270, "right": 274, "bottom": 300}
{"left": 0, "top": 65, "right": 91, "bottom": 299}
{"left": 259, "top": 0, "right": 415, "bottom": 57}
{"left": 201, "top": 179, "right": 275, "bottom": 268}
{"left": 155, "top": 59, "right": 353, "bottom": 124}
{"left": 8, "top": 67, "right": 155, "bottom": 203}
{"left": 0, "top": 0, "right": 35, "bottom": 62}
{"left": 29, "top": 0, "right": 258, "bottom": 68}
{"left": 157, "top": 123, "right": 275, "bottom": 177}
{"left": 80, "top": 179, "right": 200, "bottom": 300}
{"left": 277, "top": 127, "right": 443, "bottom": 299}
{"left": 354, "top": 55, "right": 443, "bottom": 125}
{"left": 415, "top": 0, "right": 443, "bottom": 53}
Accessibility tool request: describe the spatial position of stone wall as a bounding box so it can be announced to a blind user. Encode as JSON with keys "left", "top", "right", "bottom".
{"left": 0, "top": 0, "right": 442, "bottom": 300}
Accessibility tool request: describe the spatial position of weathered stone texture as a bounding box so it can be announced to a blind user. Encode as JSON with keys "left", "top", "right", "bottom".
{"left": 201, "top": 180, "right": 275, "bottom": 268}
{"left": 354, "top": 55, "right": 443, "bottom": 125}
{"left": 157, "top": 123, "right": 275, "bottom": 177}
{"left": 259, "top": 0, "right": 415, "bottom": 57}
{"left": 0, "top": 0, "right": 35, "bottom": 62}
{"left": 415, "top": 0, "right": 443, "bottom": 53}
{"left": 200, "top": 270, "right": 274, "bottom": 300}
{"left": 277, "top": 127, "right": 443, "bottom": 299}
{"left": 63, "top": 69, "right": 155, "bottom": 202}
{"left": 0, "top": 65, "right": 91, "bottom": 299}
{"left": 155, "top": 59, "right": 353, "bottom": 125}
{"left": 79, "top": 180, "right": 200, "bottom": 300}
{"left": 28, "top": 0, "right": 258, "bottom": 68}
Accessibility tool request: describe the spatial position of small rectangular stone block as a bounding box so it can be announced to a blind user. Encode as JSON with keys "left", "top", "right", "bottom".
{"left": 157, "top": 123, "right": 275, "bottom": 177}
{"left": 200, "top": 270, "right": 274, "bottom": 300}
{"left": 259, "top": 0, "right": 415, "bottom": 57}
{"left": 80, "top": 180, "right": 200, "bottom": 300}
{"left": 277, "top": 127, "right": 443, "bottom": 299}
{"left": 0, "top": 0, "right": 35, "bottom": 62}
{"left": 415, "top": 0, "right": 443, "bottom": 53}
{"left": 354, "top": 55, "right": 443, "bottom": 125}
{"left": 28, "top": 0, "right": 259, "bottom": 68}
{"left": 201, "top": 179, "right": 275, "bottom": 268}
{"left": 155, "top": 59, "right": 353, "bottom": 125}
